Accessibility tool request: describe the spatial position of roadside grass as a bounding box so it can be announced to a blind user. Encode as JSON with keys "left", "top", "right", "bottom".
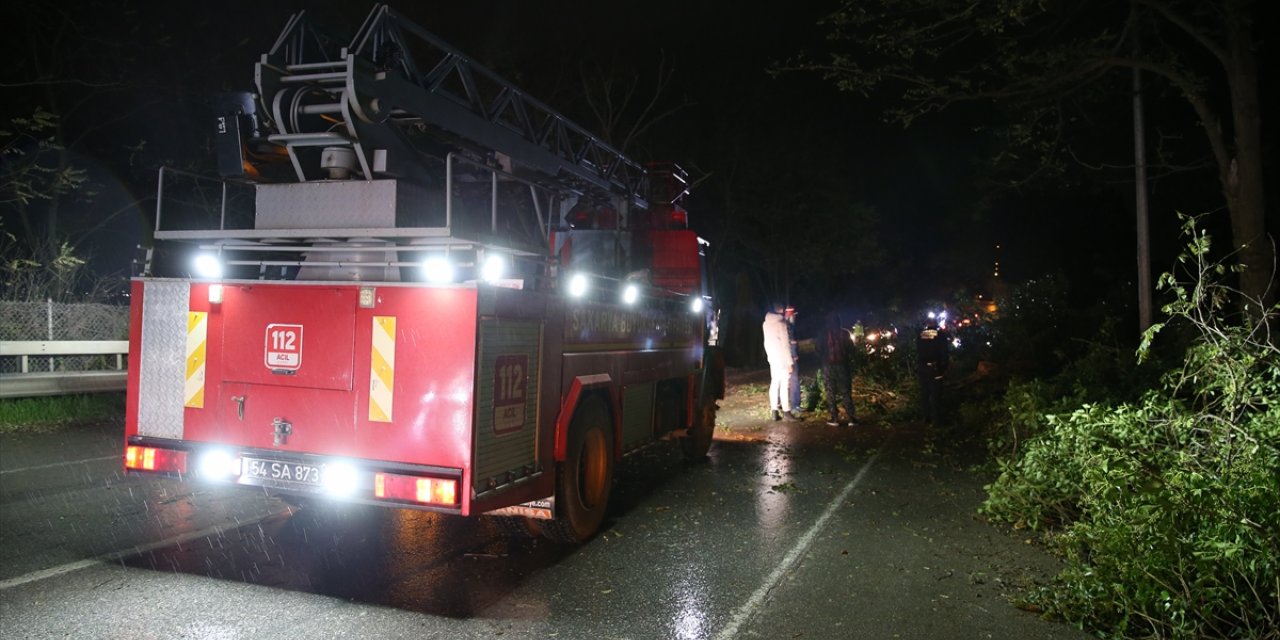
{"left": 0, "top": 393, "right": 125, "bottom": 433}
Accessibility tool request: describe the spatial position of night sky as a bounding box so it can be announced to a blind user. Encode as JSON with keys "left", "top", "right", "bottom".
{"left": 2, "top": 0, "right": 1274, "bottom": 338}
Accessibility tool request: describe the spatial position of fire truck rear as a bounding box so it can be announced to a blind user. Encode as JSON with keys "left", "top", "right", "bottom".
{"left": 124, "top": 5, "right": 723, "bottom": 543}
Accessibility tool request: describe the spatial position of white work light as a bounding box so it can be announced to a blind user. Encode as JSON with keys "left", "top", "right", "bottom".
{"left": 481, "top": 253, "right": 507, "bottom": 283}
{"left": 193, "top": 253, "right": 223, "bottom": 279}
{"left": 423, "top": 256, "right": 455, "bottom": 284}
{"left": 568, "top": 273, "right": 588, "bottom": 298}
{"left": 622, "top": 283, "right": 639, "bottom": 305}
{"left": 198, "top": 449, "right": 238, "bottom": 481}
{"left": 322, "top": 461, "right": 359, "bottom": 497}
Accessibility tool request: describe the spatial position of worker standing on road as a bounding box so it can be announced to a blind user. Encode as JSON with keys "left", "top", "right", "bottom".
{"left": 916, "top": 320, "right": 950, "bottom": 424}
{"left": 816, "top": 310, "right": 856, "bottom": 426}
{"left": 785, "top": 305, "right": 803, "bottom": 413}
{"left": 763, "top": 303, "right": 800, "bottom": 421}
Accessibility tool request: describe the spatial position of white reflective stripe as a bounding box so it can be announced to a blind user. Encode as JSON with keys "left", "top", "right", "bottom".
{"left": 0, "top": 511, "right": 281, "bottom": 591}
{"left": 369, "top": 316, "right": 396, "bottom": 422}
{"left": 184, "top": 311, "right": 208, "bottom": 408}
{"left": 713, "top": 450, "right": 882, "bottom": 640}
{"left": 0, "top": 455, "right": 117, "bottom": 475}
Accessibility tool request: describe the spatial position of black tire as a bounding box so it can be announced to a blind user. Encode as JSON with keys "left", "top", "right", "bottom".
{"left": 681, "top": 397, "right": 717, "bottom": 462}
{"left": 540, "top": 396, "right": 614, "bottom": 543}
{"left": 655, "top": 382, "right": 684, "bottom": 436}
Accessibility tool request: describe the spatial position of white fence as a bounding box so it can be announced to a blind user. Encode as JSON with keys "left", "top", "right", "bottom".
{"left": 0, "top": 340, "right": 130, "bottom": 398}
{"left": 0, "top": 299, "right": 129, "bottom": 397}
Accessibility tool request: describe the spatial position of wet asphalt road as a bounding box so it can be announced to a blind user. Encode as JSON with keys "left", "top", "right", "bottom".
{"left": 0, "top": 406, "right": 1090, "bottom": 639}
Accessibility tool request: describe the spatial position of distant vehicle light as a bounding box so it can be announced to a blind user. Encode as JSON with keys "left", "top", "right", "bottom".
{"left": 193, "top": 254, "right": 223, "bottom": 279}
{"left": 622, "top": 283, "right": 639, "bottom": 305}
{"left": 690, "top": 297, "right": 705, "bottom": 313}
{"left": 322, "top": 462, "right": 359, "bottom": 496}
{"left": 568, "top": 273, "right": 588, "bottom": 298}
{"left": 423, "top": 256, "right": 455, "bottom": 284}
{"left": 481, "top": 254, "right": 507, "bottom": 283}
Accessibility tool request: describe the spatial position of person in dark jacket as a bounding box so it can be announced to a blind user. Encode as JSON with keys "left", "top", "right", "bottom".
{"left": 816, "top": 310, "right": 856, "bottom": 426}
{"left": 916, "top": 321, "right": 950, "bottom": 424}
{"left": 785, "top": 306, "right": 802, "bottom": 413}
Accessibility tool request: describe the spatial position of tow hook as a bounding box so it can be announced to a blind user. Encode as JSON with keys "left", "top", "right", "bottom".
{"left": 272, "top": 417, "right": 292, "bottom": 446}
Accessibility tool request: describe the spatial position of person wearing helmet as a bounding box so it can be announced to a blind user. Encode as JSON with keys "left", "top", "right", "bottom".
{"left": 916, "top": 319, "right": 950, "bottom": 424}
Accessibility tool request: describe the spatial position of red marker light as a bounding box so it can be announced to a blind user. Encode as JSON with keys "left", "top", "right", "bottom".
{"left": 124, "top": 446, "right": 188, "bottom": 474}
{"left": 373, "top": 472, "right": 458, "bottom": 506}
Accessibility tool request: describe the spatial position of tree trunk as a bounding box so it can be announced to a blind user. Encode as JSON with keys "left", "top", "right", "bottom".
{"left": 1223, "top": 4, "right": 1273, "bottom": 318}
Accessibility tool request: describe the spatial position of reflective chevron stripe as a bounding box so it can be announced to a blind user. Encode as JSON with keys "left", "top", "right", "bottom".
{"left": 184, "top": 311, "right": 207, "bottom": 408}
{"left": 369, "top": 316, "right": 396, "bottom": 422}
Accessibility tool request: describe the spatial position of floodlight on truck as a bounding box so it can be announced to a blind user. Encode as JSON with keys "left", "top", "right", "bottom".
{"left": 193, "top": 253, "right": 223, "bottom": 279}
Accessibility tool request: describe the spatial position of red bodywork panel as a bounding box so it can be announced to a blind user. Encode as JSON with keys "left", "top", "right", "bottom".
{"left": 219, "top": 286, "right": 357, "bottom": 391}
{"left": 203, "top": 283, "right": 476, "bottom": 465}
{"left": 128, "top": 279, "right": 482, "bottom": 510}
{"left": 123, "top": 281, "right": 146, "bottom": 443}
{"left": 632, "top": 229, "right": 701, "bottom": 293}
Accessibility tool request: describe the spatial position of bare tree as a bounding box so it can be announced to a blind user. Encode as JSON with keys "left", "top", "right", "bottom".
{"left": 783, "top": 0, "right": 1272, "bottom": 320}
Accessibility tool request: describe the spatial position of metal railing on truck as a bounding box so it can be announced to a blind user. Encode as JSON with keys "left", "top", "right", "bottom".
{"left": 145, "top": 161, "right": 559, "bottom": 284}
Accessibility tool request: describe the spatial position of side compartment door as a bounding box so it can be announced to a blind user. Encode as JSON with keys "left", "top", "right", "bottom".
{"left": 212, "top": 285, "right": 359, "bottom": 452}
{"left": 472, "top": 319, "right": 542, "bottom": 497}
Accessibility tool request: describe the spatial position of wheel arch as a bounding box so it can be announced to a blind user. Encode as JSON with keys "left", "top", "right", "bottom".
{"left": 554, "top": 374, "right": 619, "bottom": 462}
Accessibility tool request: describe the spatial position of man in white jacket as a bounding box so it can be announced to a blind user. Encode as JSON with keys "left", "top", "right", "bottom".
{"left": 763, "top": 304, "right": 800, "bottom": 421}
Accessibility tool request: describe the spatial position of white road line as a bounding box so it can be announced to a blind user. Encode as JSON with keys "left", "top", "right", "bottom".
{"left": 713, "top": 450, "right": 881, "bottom": 640}
{"left": 0, "top": 511, "right": 281, "bottom": 591}
{"left": 0, "top": 559, "right": 100, "bottom": 590}
{"left": 0, "top": 455, "right": 118, "bottom": 475}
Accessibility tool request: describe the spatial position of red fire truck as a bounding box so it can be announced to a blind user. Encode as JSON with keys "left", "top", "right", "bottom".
{"left": 124, "top": 4, "right": 723, "bottom": 543}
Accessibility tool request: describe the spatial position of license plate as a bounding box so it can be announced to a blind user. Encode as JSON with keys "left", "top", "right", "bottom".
{"left": 243, "top": 457, "right": 323, "bottom": 486}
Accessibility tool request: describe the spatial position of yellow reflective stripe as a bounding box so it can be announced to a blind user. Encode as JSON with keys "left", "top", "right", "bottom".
{"left": 184, "top": 311, "right": 207, "bottom": 408}
{"left": 369, "top": 316, "right": 396, "bottom": 422}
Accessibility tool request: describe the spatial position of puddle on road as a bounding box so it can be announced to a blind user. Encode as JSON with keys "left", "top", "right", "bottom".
{"left": 755, "top": 429, "right": 796, "bottom": 530}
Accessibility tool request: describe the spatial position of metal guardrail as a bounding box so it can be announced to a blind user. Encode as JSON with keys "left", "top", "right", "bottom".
{"left": 0, "top": 341, "right": 130, "bottom": 399}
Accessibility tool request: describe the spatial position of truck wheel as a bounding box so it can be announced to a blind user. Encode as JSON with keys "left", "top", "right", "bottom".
{"left": 541, "top": 397, "right": 614, "bottom": 543}
{"left": 681, "top": 397, "right": 717, "bottom": 462}
{"left": 655, "top": 383, "right": 683, "bottom": 436}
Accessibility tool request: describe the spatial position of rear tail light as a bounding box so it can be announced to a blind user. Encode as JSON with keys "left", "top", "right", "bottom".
{"left": 373, "top": 472, "right": 457, "bottom": 507}
{"left": 124, "top": 446, "right": 188, "bottom": 474}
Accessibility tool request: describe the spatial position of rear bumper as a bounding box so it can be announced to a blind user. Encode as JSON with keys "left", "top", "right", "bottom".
{"left": 124, "top": 436, "right": 464, "bottom": 515}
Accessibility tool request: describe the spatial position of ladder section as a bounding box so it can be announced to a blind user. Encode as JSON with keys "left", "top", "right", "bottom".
{"left": 253, "top": 4, "right": 648, "bottom": 209}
